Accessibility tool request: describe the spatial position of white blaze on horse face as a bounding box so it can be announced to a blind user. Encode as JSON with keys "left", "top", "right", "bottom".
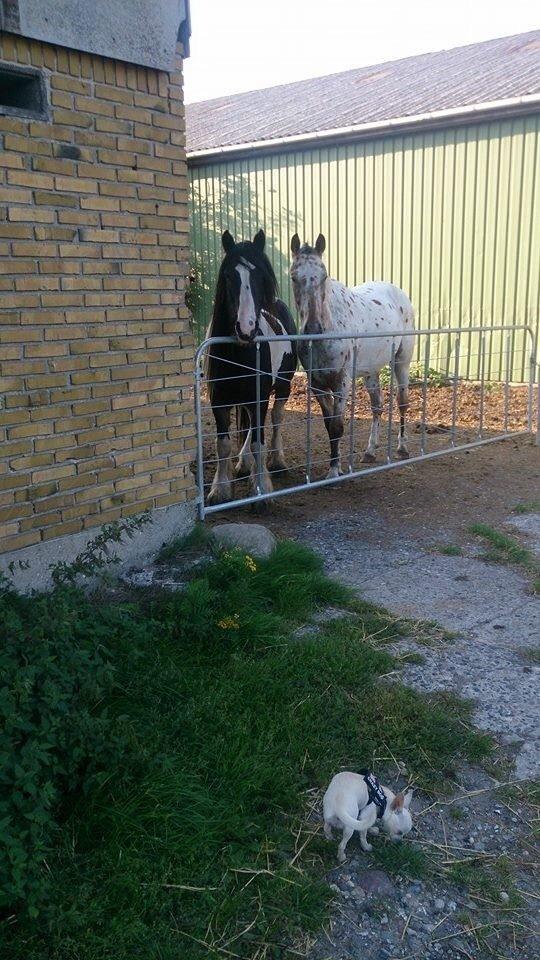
{"left": 235, "top": 263, "right": 257, "bottom": 339}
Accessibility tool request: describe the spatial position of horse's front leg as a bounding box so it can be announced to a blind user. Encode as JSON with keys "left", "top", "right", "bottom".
{"left": 362, "top": 373, "right": 383, "bottom": 463}
{"left": 235, "top": 406, "right": 254, "bottom": 478}
{"left": 267, "top": 396, "right": 288, "bottom": 474}
{"left": 395, "top": 354, "right": 411, "bottom": 459}
{"left": 246, "top": 401, "right": 273, "bottom": 497}
{"left": 315, "top": 385, "right": 346, "bottom": 480}
{"left": 208, "top": 405, "right": 233, "bottom": 505}
{"left": 328, "top": 378, "right": 349, "bottom": 478}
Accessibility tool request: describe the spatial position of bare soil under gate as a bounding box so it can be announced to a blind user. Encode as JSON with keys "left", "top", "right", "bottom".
{"left": 198, "top": 379, "right": 533, "bottom": 513}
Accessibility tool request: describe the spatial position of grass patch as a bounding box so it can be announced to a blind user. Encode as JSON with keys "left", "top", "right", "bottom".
{"left": 342, "top": 599, "right": 453, "bottom": 647}
{"left": 447, "top": 856, "right": 521, "bottom": 909}
{"left": 437, "top": 543, "right": 463, "bottom": 557}
{"left": 512, "top": 500, "right": 540, "bottom": 515}
{"left": 519, "top": 646, "right": 540, "bottom": 665}
{"left": 371, "top": 841, "right": 428, "bottom": 879}
{"left": 469, "top": 523, "right": 539, "bottom": 592}
{"left": 156, "top": 522, "right": 212, "bottom": 563}
{"left": 397, "top": 651, "right": 426, "bottom": 665}
{"left": 3, "top": 541, "right": 492, "bottom": 959}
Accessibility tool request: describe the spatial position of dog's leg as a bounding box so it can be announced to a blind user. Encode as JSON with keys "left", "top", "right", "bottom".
{"left": 359, "top": 830, "right": 373, "bottom": 852}
{"left": 337, "top": 826, "right": 354, "bottom": 863}
{"left": 324, "top": 821, "right": 333, "bottom": 841}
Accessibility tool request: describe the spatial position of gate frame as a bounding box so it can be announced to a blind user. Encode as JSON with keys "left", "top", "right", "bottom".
{"left": 194, "top": 324, "right": 539, "bottom": 520}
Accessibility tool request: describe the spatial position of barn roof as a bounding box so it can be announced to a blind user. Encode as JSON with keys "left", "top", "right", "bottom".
{"left": 186, "top": 30, "right": 540, "bottom": 157}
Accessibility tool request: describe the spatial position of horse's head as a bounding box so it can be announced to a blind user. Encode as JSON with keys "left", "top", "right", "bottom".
{"left": 217, "top": 229, "right": 277, "bottom": 345}
{"left": 290, "top": 234, "right": 328, "bottom": 335}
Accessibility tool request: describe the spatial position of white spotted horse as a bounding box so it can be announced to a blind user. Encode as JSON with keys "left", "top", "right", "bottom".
{"left": 205, "top": 229, "right": 297, "bottom": 506}
{"left": 290, "top": 234, "right": 415, "bottom": 478}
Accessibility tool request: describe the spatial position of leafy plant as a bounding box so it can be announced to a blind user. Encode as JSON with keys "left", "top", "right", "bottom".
{"left": 379, "top": 361, "right": 450, "bottom": 388}
{"left": 50, "top": 514, "right": 151, "bottom": 586}
{"left": 0, "top": 588, "right": 133, "bottom": 916}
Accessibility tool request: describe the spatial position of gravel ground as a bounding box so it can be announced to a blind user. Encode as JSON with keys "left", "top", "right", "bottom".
{"left": 307, "top": 761, "right": 539, "bottom": 960}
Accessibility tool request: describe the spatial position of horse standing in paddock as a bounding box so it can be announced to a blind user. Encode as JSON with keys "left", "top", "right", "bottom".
{"left": 290, "top": 234, "right": 415, "bottom": 478}
{"left": 205, "top": 229, "right": 297, "bottom": 506}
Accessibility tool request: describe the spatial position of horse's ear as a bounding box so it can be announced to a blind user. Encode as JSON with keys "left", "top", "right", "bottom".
{"left": 222, "top": 230, "right": 236, "bottom": 254}
{"left": 253, "top": 229, "right": 265, "bottom": 252}
{"left": 315, "top": 234, "right": 326, "bottom": 256}
{"left": 291, "top": 233, "right": 300, "bottom": 256}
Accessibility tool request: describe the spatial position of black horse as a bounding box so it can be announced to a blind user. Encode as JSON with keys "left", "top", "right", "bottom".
{"left": 205, "top": 229, "right": 297, "bottom": 505}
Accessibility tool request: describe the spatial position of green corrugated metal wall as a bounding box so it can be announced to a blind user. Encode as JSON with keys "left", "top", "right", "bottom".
{"left": 189, "top": 114, "right": 540, "bottom": 381}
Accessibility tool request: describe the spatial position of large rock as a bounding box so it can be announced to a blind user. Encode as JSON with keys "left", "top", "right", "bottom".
{"left": 212, "top": 523, "right": 276, "bottom": 559}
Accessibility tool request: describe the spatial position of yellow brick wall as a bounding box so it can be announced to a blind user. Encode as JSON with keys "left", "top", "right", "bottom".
{"left": 0, "top": 35, "right": 195, "bottom": 553}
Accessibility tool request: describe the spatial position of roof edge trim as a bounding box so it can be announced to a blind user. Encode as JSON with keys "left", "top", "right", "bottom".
{"left": 187, "top": 93, "right": 540, "bottom": 163}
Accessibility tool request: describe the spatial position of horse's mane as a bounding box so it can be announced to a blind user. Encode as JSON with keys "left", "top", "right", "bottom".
{"left": 204, "top": 241, "right": 279, "bottom": 384}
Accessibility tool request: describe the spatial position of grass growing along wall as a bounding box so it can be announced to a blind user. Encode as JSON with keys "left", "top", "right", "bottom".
{"left": 2, "top": 541, "right": 491, "bottom": 959}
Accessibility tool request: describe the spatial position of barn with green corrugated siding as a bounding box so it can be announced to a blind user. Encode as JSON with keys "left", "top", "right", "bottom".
{"left": 186, "top": 31, "right": 540, "bottom": 381}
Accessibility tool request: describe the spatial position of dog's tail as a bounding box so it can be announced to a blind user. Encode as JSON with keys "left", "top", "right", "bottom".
{"left": 334, "top": 807, "right": 377, "bottom": 831}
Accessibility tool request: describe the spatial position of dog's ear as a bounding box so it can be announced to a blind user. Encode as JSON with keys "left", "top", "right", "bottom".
{"left": 391, "top": 792, "right": 404, "bottom": 812}
{"left": 403, "top": 790, "right": 413, "bottom": 809}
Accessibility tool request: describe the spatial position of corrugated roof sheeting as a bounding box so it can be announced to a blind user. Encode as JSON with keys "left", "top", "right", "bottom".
{"left": 186, "top": 31, "right": 540, "bottom": 153}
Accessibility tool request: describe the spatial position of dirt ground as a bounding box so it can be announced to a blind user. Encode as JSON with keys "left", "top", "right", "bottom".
{"left": 199, "top": 379, "right": 534, "bottom": 511}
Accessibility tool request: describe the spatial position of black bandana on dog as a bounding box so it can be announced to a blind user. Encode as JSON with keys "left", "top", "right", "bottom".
{"left": 358, "top": 769, "right": 387, "bottom": 819}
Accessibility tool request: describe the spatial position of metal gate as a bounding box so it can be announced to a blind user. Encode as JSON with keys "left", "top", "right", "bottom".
{"left": 194, "top": 324, "right": 538, "bottom": 520}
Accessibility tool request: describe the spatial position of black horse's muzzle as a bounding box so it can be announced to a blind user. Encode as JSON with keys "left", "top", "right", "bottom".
{"left": 235, "top": 322, "right": 260, "bottom": 344}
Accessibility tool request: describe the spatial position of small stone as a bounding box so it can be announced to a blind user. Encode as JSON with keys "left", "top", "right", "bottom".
{"left": 356, "top": 869, "right": 395, "bottom": 897}
{"left": 500, "top": 891, "right": 509, "bottom": 903}
{"left": 434, "top": 898, "right": 445, "bottom": 912}
{"left": 380, "top": 914, "right": 389, "bottom": 925}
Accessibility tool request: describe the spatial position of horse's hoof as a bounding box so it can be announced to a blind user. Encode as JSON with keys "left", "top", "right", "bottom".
{"left": 250, "top": 499, "right": 271, "bottom": 516}
{"left": 362, "top": 451, "right": 377, "bottom": 464}
{"left": 396, "top": 449, "right": 410, "bottom": 460}
{"left": 207, "top": 486, "right": 232, "bottom": 506}
{"left": 325, "top": 466, "right": 341, "bottom": 480}
{"left": 267, "top": 458, "right": 287, "bottom": 475}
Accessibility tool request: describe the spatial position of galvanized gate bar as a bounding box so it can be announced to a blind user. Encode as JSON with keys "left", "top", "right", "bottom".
{"left": 194, "top": 324, "right": 538, "bottom": 520}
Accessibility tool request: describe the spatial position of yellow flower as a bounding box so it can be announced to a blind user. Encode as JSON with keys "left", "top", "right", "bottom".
{"left": 217, "top": 614, "right": 240, "bottom": 630}
{"left": 244, "top": 555, "right": 257, "bottom": 572}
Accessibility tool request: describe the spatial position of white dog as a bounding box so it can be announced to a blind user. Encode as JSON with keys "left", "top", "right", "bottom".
{"left": 323, "top": 770, "right": 413, "bottom": 862}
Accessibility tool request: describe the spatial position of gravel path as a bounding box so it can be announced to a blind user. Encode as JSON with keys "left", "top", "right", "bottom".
{"left": 293, "top": 508, "right": 540, "bottom": 780}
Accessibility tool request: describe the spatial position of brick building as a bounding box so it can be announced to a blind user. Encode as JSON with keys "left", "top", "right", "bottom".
{"left": 0, "top": 1, "right": 195, "bottom": 587}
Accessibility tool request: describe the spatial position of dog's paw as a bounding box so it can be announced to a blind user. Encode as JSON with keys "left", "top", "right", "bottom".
{"left": 368, "top": 826, "right": 379, "bottom": 835}
{"left": 361, "top": 842, "right": 373, "bottom": 853}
